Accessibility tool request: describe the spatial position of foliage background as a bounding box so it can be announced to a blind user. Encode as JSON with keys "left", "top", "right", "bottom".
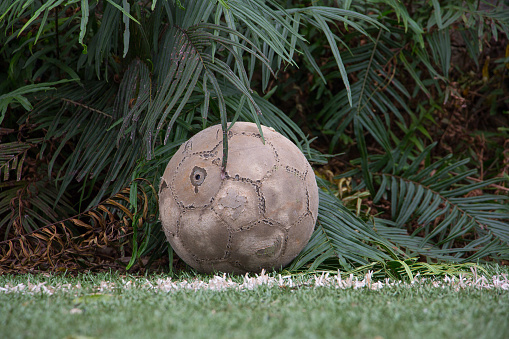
{"left": 0, "top": 0, "right": 508, "bottom": 274}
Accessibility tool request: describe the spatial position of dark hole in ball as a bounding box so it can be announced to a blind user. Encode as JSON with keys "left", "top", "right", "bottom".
{"left": 190, "top": 166, "right": 207, "bottom": 188}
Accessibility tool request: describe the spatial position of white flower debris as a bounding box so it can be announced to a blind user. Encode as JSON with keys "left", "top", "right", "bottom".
{"left": 1, "top": 268, "right": 508, "bottom": 295}
{"left": 69, "top": 308, "right": 83, "bottom": 314}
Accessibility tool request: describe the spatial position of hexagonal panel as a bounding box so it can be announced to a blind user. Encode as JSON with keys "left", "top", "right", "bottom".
{"left": 167, "top": 232, "right": 199, "bottom": 270}
{"left": 186, "top": 124, "right": 223, "bottom": 155}
{"left": 212, "top": 180, "right": 262, "bottom": 230}
{"left": 274, "top": 137, "right": 310, "bottom": 173}
{"left": 229, "top": 121, "right": 265, "bottom": 135}
{"left": 162, "top": 143, "right": 191, "bottom": 182}
{"left": 226, "top": 134, "right": 277, "bottom": 181}
{"left": 305, "top": 171, "right": 319, "bottom": 218}
{"left": 280, "top": 212, "right": 315, "bottom": 266}
{"left": 177, "top": 208, "right": 230, "bottom": 261}
{"left": 261, "top": 169, "right": 307, "bottom": 227}
{"left": 229, "top": 220, "right": 286, "bottom": 272}
{"left": 171, "top": 156, "right": 222, "bottom": 208}
{"left": 158, "top": 180, "right": 181, "bottom": 237}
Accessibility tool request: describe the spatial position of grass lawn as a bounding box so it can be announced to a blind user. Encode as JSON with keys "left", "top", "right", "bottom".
{"left": 0, "top": 269, "right": 508, "bottom": 339}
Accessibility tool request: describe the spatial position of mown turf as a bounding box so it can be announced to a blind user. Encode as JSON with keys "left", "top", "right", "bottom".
{"left": 0, "top": 272, "right": 508, "bottom": 339}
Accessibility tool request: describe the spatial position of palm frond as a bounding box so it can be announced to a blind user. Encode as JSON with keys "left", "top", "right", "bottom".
{"left": 0, "top": 140, "right": 33, "bottom": 182}
{"left": 0, "top": 183, "right": 155, "bottom": 272}
{"left": 340, "top": 144, "right": 509, "bottom": 262}
{"left": 282, "top": 5, "right": 386, "bottom": 106}
{"left": 78, "top": 0, "right": 122, "bottom": 79}
{"left": 344, "top": 258, "right": 486, "bottom": 281}
{"left": 317, "top": 27, "right": 411, "bottom": 152}
{"left": 0, "top": 80, "right": 75, "bottom": 124}
{"left": 27, "top": 81, "right": 137, "bottom": 207}
{"left": 0, "top": 177, "right": 76, "bottom": 240}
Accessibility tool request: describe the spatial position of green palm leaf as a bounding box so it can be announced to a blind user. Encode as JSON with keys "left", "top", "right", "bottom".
{"left": 340, "top": 144, "right": 509, "bottom": 263}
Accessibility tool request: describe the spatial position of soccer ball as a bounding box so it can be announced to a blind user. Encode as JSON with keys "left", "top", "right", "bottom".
{"left": 158, "top": 122, "right": 318, "bottom": 274}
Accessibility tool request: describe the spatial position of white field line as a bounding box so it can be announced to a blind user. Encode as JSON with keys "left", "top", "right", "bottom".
{"left": 1, "top": 268, "right": 508, "bottom": 295}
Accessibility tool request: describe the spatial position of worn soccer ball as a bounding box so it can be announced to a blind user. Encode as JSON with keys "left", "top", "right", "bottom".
{"left": 158, "top": 122, "right": 318, "bottom": 274}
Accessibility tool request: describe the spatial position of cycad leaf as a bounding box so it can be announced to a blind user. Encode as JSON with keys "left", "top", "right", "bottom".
{"left": 312, "top": 12, "right": 352, "bottom": 106}
{"left": 358, "top": 144, "right": 509, "bottom": 262}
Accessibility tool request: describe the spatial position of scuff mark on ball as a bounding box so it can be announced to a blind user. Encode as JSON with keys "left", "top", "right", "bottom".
{"left": 217, "top": 187, "right": 247, "bottom": 220}
{"left": 255, "top": 237, "right": 281, "bottom": 257}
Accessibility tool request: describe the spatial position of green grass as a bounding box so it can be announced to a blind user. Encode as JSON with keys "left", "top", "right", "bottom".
{"left": 0, "top": 270, "right": 508, "bottom": 339}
